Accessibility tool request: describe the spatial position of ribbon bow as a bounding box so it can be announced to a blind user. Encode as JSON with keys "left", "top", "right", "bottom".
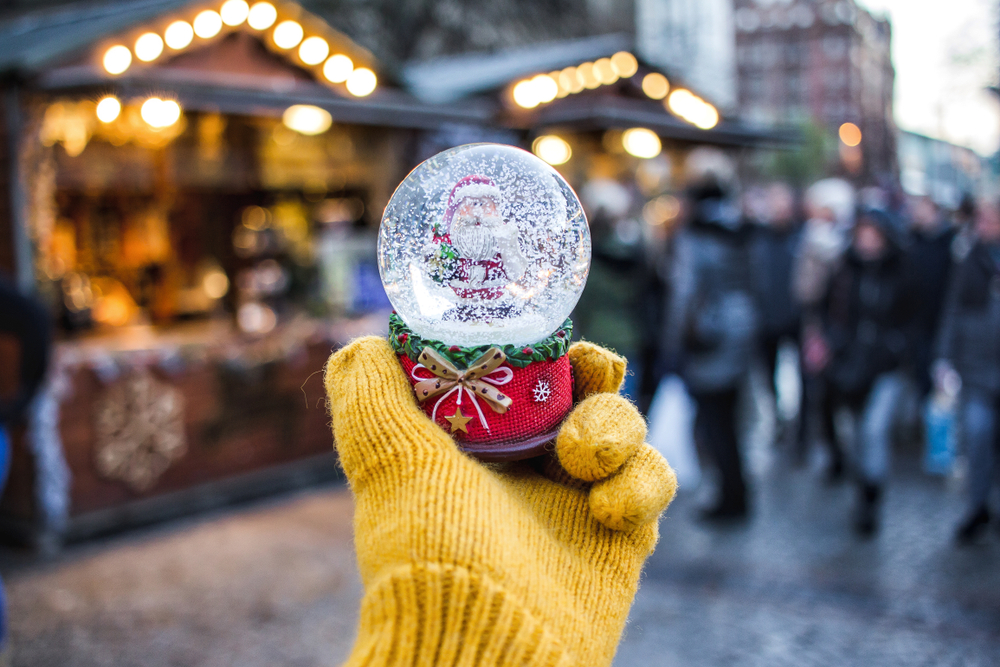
{"left": 412, "top": 347, "right": 514, "bottom": 431}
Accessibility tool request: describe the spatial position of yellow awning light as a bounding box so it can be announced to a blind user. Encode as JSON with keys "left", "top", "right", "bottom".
{"left": 610, "top": 51, "right": 638, "bottom": 78}
{"left": 164, "top": 20, "right": 194, "bottom": 49}
{"left": 282, "top": 104, "right": 332, "bottom": 135}
{"left": 839, "top": 122, "right": 862, "bottom": 146}
{"left": 193, "top": 10, "right": 223, "bottom": 39}
{"left": 622, "top": 128, "right": 661, "bottom": 159}
{"left": 134, "top": 32, "right": 164, "bottom": 62}
{"left": 346, "top": 67, "right": 377, "bottom": 96}
{"left": 102, "top": 45, "right": 132, "bottom": 75}
{"left": 141, "top": 98, "right": 182, "bottom": 128}
{"left": 593, "top": 58, "right": 618, "bottom": 85}
{"left": 299, "top": 36, "right": 330, "bottom": 65}
{"left": 247, "top": 2, "right": 277, "bottom": 30}
{"left": 272, "top": 20, "right": 303, "bottom": 49}
{"left": 96, "top": 96, "right": 121, "bottom": 123}
{"left": 667, "top": 89, "right": 719, "bottom": 130}
{"left": 323, "top": 54, "right": 354, "bottom": 83}
{"left": 642, "top": 72, "right": 669, "bottom": 100}
{"left": 513, "top": 53, "right": 639, "bottom": 108}
{"left": 220, "top": 0, "right": 250, "bottom": 26}
{"left": 532, "top": 135, "right": 572, "bottom": 165}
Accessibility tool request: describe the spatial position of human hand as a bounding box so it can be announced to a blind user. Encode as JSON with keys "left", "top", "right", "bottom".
{"left": 324, "top": 337, "right": 676, "bottom": 666}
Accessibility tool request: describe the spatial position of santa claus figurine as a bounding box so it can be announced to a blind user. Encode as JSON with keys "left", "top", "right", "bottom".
{"left": 430, "top": 175, "right": 528, "bottom": 305}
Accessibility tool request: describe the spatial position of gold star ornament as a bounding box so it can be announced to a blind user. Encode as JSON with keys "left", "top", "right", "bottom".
{"left": 445, "top": 407, "right": 473, "bottom": 433}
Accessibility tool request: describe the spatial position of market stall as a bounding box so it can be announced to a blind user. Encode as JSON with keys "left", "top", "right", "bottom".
{"left": 0, "top": 0, "right": 487, "bottom": 546}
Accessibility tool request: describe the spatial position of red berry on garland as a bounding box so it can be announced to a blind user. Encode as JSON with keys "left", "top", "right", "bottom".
{"left": 449, "top": 345, "right": 461, "bottom": 352}
{"left": 556, "top": 331, "right": 566, "bottom": 338}
{"left": 398, "top": 333, "right": 408, "bottom": 343}
{"left": 522, "top": 347, "right": 534, "bottom": 355}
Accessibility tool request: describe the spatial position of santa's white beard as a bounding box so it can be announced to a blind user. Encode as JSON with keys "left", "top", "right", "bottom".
{"left": 451, "top": 214, "right": 500, "bottom": 261}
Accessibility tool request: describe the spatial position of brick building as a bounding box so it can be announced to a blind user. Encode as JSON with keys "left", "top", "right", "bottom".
{"left": 733, "top": 0, "right": 896, "bottom": 178}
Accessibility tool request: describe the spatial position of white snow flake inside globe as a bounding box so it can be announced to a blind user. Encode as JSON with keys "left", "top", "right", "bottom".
{"left": 378, "top": 143, "right": 591, "bottom": 347}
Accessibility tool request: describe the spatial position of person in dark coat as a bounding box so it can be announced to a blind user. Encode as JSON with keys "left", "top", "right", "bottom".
{"left": 749, "top": 183, "right": 802, "bottom": 433}
{"left": 935, "top": 201, "right": 1000, "bottom": 543}
{"left": 906, "top": 197, "right": 956, "bottom": 398}
{"left": 818, "top": 208, "right": 914, "bottom": 536}
{"left": 665, "top": 151, "right": 758, "bottom": 520}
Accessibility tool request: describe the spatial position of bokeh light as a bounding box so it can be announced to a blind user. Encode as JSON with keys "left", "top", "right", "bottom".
{"left": 532, "top": 135, "right": 572, "bottom": 165}
{"left": 164, "top": 21, "right": 194, "bottom": 49}
{"left": 622, "top": 128, "right": 662, "bottom": 158}
{"left": 134, "top": 33, "right": 164, "bottom": 62}
{"left": 247, "top": 2, "right": 277, "bottom": 30}
{"left": 102, "top": 45, "right": 132, "bottom": 75}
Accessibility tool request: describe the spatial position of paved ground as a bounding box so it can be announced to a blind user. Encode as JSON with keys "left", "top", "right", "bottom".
{"left": 3, "top": 448, "right": 999, "bottom": 666}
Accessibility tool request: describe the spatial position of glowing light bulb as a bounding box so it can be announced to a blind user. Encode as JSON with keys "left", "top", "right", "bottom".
{"left": 593, "top": 58, "right": 618, "bottom": 85}
{"left": 298, "top": 36, "right": 329, "bottom": 65}
{"left": 247, "top": 2, "right": 277, "bottom": 30}
{"left": 102, "top": 45, "right": 132, "bottom": 75}
{"left": 164, "top": 21, "right": 194, "bottom": 49}
{"left": 282, "top": 104, "right": 332, "bottom": 135}
{"left": 141, "top": 97, "right": 182, "bottom": 128}
{"left": 532, "top": 135, "right": 572, "bottom": 165}
{"left": 576, "top": 62, "right": 600, "bottom": 89}
{"left": 134, "top": 32, "right": 164, "bottom": 62}
{"left": 220, "top": 0, "right": 250, "bottom": 26}
{"left": 532, "top": 74, "right": 558, "bottom": 104}
{"left": 193, "top": 10, "right": 223, "bottom": 38}
{"left": 323, "top": 54, "right": 353, "bottom": 83}
{"left": 558, "top": 67, "right": 578, "bottom": 95}
{"left": 622, "top": 128, "right": 661, "bottom": 158}
{"left": 346, "top": 67, "right": 376, "bottom": 96}
{"left": 610, "top": 51, "right": 638, "bottom": 78}
{"left": 512, "top": 79, "right": 539, "bottom": 109}
{"left": 96, "top": 96, "right": 121, "bottom": 123}
{"left": 642, "top": 72, "right": 669, "bottom": 100}
{"left": 272, "top": 20, "right": 303, "bottom": 49}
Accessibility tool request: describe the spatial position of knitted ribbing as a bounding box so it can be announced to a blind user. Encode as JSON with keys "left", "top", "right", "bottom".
{"left": 325, "top": 337, "right": 676, "bottom": 666}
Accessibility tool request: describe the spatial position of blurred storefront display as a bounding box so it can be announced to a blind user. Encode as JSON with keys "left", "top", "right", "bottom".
{"left": 0, "top": 0, "right": 487, "bottom": 546}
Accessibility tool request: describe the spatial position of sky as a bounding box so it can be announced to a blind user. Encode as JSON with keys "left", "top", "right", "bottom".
{"left": 857, "top": 0, "right": 1000, "bottom": 155}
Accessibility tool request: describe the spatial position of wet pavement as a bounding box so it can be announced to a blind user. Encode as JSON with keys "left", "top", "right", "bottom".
{"left": 3, "top": 449, "right": 998, "bottom": 666}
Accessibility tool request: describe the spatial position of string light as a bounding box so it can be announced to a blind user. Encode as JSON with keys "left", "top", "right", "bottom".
{"left": 272, "top": 20, "right": 303, "bottom": 49}
{"left": 532, "top": 135, "right": 572, "bottom": 165}
{"left": 622, "top": 128, "right": 661, "bottom": 158}
{"left": 247, "top": 2, "right": 277, "bottom": 30}
{"left": 282, "top": 104, "right": 332, "bottom": 135}
{"left": 164, "top": 21, "right": 194, "bottom": 49}
{"left": 610, "top": 51, "right": 638, "bottom": 78}
{"left": 220, "top": 0, "right": 250, "bottom": 26}
{"left": 323, "top": 54, "right": 353, "bottom": 83}
{"left": 102, "top": 45, "right": 132, "bottom": 75}
{"left": 193, "top": 10, "right": 223, "bottom": 38}
{"left": 134, "top": 32, "right": 164, "bottom": 62}
{"left": 642, "top": 72, "right": 670, "bottom": 100}
{"left": 346, "top": 67, "right": 377, "bottom": 96}
{"left": 96, "top": 96, "right": 121, "bottom": 123}
{"left": 141, "top": 97, "right": 182, "bottom": 128}
{"left": 667, "top": 89, "right": 719, "bottom": 129}
{"left": 593, "top": 58, "right": 618, "bottom": 85}
{"left": 577, "top": 62, "right": 600, "bottom": 89}
{"left": 299, "top": 36, "right": 329, "bottom": 65}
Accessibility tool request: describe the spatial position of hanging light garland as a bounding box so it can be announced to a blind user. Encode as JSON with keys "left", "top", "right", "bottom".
{"left": 99, "top": 1, "right": 377, "bottom": 98}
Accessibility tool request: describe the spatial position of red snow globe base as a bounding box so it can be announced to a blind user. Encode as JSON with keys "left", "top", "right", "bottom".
{"left": 390, "top": 313, "right": 574, "bottom": 461}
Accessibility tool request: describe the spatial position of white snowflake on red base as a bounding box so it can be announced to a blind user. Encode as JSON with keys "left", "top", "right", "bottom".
{"left": 532, "top": 379, "right": 552, "bottom": 403}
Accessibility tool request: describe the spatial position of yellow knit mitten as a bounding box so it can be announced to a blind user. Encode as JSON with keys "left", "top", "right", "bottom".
{"left": 325, "top": 337, "right": 677, "bottom": 667}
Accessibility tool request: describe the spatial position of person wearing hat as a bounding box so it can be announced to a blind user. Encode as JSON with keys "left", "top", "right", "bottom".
{"left": 815, "top": 207, "right": 915, "bottom": 536}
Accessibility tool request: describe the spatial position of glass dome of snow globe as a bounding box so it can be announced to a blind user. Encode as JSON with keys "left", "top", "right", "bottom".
{"left": 378, "top": 143, "right": 591, "bottom": 348}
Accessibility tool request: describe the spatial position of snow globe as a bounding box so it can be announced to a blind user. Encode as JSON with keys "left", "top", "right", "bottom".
{"left": 378, "top": 143, "right": 591, "bottom": 460}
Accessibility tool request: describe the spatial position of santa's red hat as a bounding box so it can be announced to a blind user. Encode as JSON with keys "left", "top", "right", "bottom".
{"left": 439, "top": 175, "right": 501, "bottom": 240}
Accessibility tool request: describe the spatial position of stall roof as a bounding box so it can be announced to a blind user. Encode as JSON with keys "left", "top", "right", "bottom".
{"left": 403, "top": 34, "right": 798, "bottom": 148}
{"left": 0, "top": 0, "right": 491, "bottom": 129}
{"left": 0, "top": 0, "right": 192, "bottom": 74}
{"left": 403, "top": 33, "right": 632, "bottom": 105}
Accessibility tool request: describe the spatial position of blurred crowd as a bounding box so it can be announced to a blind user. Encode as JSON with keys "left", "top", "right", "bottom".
{"left": 572, "top": 150, "right": 1000, "bottom": 545}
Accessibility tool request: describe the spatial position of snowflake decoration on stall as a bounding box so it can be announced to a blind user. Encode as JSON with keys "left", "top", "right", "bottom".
{"left": 532, "top": 379, "right": 552, "bottom": 403}
{"left": 93, "top": 369, "right": 186, "bottom": 492}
